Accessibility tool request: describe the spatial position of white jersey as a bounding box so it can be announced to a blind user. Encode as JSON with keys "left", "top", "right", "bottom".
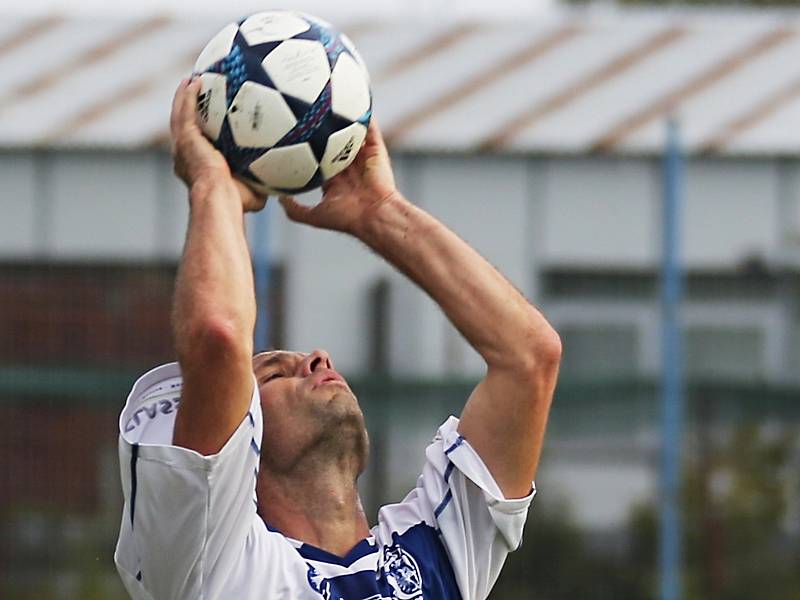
{"left": 115, "top": 363, "right": 535, "bottom": 600}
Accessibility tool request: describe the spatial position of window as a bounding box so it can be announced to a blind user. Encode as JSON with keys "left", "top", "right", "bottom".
{"left": 686, "top": 326, "right": 764, "bottom": 381}
{"left": 558, "top": 323, "right": 640, "bottom": 378}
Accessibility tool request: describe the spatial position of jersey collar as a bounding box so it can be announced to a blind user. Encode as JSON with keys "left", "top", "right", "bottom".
{"left": 294, "top": 537, "right": 378, "bottom": 567}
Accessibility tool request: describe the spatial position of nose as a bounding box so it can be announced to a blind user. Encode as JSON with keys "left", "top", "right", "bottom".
{"left": 300, "top": 349, "right": 333, "bottom": 377}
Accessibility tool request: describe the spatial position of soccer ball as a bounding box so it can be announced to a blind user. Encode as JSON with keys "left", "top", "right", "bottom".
{"left": 192, "top": 11, "right": 372, "bottom": 195}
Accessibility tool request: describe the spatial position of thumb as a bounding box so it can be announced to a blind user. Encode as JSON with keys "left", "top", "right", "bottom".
{"left": 278, "top": 195, "right": 313, "bottom": 224}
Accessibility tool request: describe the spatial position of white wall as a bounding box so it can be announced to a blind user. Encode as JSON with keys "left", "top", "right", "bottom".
{"left": 683, "top": 159, "right": 780, "bottom": 269}
{"left": 0, "top": 153, "right": 38, "bottom": 256}
{"left": 543, "top": 156, "right": 660, "bottom": 268}
{"left": 3, "top": 152, "right": 793, "bottom": 270}
{"left": 0, "top": 151, "right": 288, "bottom": 262}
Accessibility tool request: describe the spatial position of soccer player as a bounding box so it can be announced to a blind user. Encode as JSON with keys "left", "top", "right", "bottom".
{"left": 114, "top": 78, "right": 562, "bottom": 600}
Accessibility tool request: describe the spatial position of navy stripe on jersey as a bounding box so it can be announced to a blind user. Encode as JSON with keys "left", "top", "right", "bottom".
{"left": 434, "top": 490, "right": 453, "bottom": 518}
{"left": 444, "top": 461, "right": 456, "bottom": 483}
{"left": 444, "top": 436, "right": 464, "bottom": 455}
{"left": 432, "top": 460, "right": 457, "bottom": 519}
{"left": 297, "top": 537, "right": 377, "bottom": 566}
{"left": 129, "top": 443, "right": 140, "bottom": 527}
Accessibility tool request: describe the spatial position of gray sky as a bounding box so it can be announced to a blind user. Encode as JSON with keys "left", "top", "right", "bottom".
{"left": 7, "top": 0, "right": 556, "bottom": 20}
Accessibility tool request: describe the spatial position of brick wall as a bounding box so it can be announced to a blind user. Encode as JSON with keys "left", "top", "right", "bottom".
{"left": 0, "top": 264, "right": 176, "bottom": 368}
{"left": 0, "top": 263, "right": 176, "bottom": 514}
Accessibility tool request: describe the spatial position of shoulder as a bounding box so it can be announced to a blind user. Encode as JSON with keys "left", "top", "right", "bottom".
{"left": 120, "top": 363, "right": 184, "bottom": 445}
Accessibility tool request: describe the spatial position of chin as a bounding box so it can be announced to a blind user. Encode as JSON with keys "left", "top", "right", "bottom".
{"left": 321, "top": 386, "right": 359, "bottom": 410}
{"left": 328, "top": 394, "right": 367, "bottom": 432}
{"left": 331, "top": 393, "right": 365, "bottom": 424}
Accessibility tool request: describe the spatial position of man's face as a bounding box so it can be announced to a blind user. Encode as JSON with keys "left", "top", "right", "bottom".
{"left": 252, "top": 349, "right": 369, "bottom": 475}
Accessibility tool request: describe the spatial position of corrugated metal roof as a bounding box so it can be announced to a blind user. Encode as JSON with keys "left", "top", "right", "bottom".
{"left": 1, "top": 10, "right": 799, "bottom": 155}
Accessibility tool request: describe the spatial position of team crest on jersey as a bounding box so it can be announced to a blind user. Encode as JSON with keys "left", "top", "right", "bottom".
{"left": 307, "top": 565, "right": 341, "bottom": 600}
{"left": 382, "top": 544, "right": 423, "bottom": 599}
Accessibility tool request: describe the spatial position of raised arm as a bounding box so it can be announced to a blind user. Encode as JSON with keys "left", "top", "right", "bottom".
{"left": 170, "top": 79, "right": 266, "bottom": 456}
{"left": 279, "top": 122, "right": 561, "bottom": 498}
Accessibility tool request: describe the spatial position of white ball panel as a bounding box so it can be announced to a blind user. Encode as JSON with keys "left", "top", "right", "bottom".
{"left": 340, "top": 33, "right": 369, "bottom": 80}
{"left": 330, "top": 53, "right": 371, "bottom": 122}
{"left": 194, "top": 23, "right": 238, "bottom": 73}
{"left": 263, "top": 39, "right": 330, "bottom": 104}
{"left": 240, "top": 11, "right": 310, "bottom": 45}
{"left": 227, "top": 82, "right": 297, "bottom": 149}
{"left": 249, "top": 143, "right": 319, "bottom": 190}
{"left": 197, "top": 73, "right": 227, "bottom": 141}
{"left": 297, "top": 12, "right": 334, "bottom": 30}
{"left": 320, "top": 122, "right": 367, "bottom": 180}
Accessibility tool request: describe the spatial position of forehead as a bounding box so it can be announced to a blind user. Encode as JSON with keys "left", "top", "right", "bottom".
{"left": 252, "top": 350, "right": 306, "bottom": 370}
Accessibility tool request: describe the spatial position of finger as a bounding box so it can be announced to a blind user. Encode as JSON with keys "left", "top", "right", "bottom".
{"left": 180, "top": 78, "right": 202, "bottom": 130}
{"left": 364, "top": 118, "right": 389, "bottom": 156}
{"left": 233, "top": 179, "right": 265, "bottom": 209}
{"left": 366, "top": 117, "right": 385, "bottom": 147}
{"left": 321, "top": 177, "right": 349, "bottom": 204}
{"left": 352, "top": 121, "right": 387, "bottom": 171}
{"left": 169, "top": 78, "right": 190, "bottom": 138}
{"left": 278, "top": 195, "right": 313, "bottom": 224}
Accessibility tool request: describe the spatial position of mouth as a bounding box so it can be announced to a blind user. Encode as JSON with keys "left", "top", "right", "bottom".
{"left": 312, "top": 370, "right": 347, "bottom": 391}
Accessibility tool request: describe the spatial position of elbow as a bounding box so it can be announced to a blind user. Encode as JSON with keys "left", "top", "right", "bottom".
{"left": 523, "top": 324, "right": 562, "bottom": 377}
{"left": 176, "top": 315, "right": 253, "bottom": 366}
{"left": 541, "top": 323, "right": 562, "bottom": 365}
{"left": 501, "top": 318, "right": 562, "bottom": 380}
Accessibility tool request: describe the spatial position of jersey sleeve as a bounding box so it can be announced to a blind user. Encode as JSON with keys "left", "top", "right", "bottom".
{"left": 374, "top": 416, "right": 535, "bottom": 600}
{"left": 114, "top": 362, "right": 263, "bottom": 600}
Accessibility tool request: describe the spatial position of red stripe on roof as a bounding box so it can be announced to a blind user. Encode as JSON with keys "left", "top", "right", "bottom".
{"left": 0, "top": 15, "right": 66, "bottom": 59}
{"left": 590, "top": 26, "right": 795, "bottom": 153}
{"left": 479, "top": 24, "right": 688, "bottom": 152}
{"left": 383, "top": 23, "right": 582, "bottom": 145}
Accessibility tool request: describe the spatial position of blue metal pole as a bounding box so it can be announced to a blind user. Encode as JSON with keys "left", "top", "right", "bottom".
{"left": 660, "top": 118, "right": 685, "bottom": 600}
{"left": 253, "top": 202, "right": 271, "bottom": 352}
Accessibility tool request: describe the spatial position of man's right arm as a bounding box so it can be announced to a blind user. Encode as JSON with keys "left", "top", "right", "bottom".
{"left": 169, "top": 78, "right": 265, "bottom": 456}
{"left": 115, "top": 79, "right": 272, "bottom": 600}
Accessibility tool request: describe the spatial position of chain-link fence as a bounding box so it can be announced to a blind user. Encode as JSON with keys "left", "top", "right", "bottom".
{"left": 1, "top": 263, "right": 799, "bottom": 599}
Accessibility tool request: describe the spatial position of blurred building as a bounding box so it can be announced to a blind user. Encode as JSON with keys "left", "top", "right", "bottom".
{"left": 2, "top": 9, "right": 800, "bottom": 530}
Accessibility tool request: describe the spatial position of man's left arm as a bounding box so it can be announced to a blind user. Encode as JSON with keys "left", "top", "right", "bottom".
{"left": 279, "top": 123, "right": 561, "bottom": 499}
{"left": 358, "top": 195, "right": 560, "bottom": 499}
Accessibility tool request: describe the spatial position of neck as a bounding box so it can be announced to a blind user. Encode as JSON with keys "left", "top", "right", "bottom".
{"left": 256, "top": 460, "right": 371, "bottom": 558}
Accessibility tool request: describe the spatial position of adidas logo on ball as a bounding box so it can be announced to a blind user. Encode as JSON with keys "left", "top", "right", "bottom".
{"left": 333, "top": 137, "right": 355, "bottom": 164}
{"left": 197, "top": 90, "right": 212, "bottom": 126}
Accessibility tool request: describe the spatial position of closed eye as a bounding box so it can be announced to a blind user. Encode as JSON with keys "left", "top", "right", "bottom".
{"left": 261, "top": 372, "right": 284, "bottom": 385}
